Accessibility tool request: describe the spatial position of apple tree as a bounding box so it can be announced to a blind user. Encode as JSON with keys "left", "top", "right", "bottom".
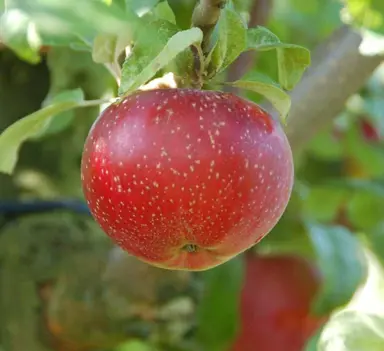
{"left": 0, "top": 1, "right": 384, "bottom": 351}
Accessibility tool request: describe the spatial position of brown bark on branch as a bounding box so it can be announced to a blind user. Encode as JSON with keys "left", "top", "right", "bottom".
{"left": 192, "top": 0, "right": 227, "bottom": 53}
{"left": 283, "top": 25, "right": 383, "bottom": 152}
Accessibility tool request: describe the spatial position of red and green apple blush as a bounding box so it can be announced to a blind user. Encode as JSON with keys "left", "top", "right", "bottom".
{"left": 80, "top": 88, "right": 294, "bottom": 271}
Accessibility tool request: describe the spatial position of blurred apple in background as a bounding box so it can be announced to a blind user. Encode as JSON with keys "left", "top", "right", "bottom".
{"left": 231, "top": 253, "right": 328, "bottom": 351}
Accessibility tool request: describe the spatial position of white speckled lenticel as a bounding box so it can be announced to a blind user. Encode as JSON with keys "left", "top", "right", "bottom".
{"left": 81, "top": 88, "right": 294, "bottom": 271}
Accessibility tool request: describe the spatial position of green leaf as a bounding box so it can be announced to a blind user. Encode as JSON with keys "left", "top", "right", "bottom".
{"left": 167, "top": 0, "right": 196, "bottom": 29}
{"left": 0, "top": 9, "right": 41, "bottom": 64}
{"left": 126, "top": 0, "right": 159, "bottom": 16}
{"left": 302, "top": 185, "right": 349, "bottom": 223}
{"left": 318, "top": 310, "right": 384, "bottom": 351}
{"left": 41, "top": 33, "right": 91, "bottom": 50}
{"left": 344, "top": 0, "right": 384, "bottom": 35}
{"left": 323, "top": 179, "right": 384, "bottom": 231}
{"left": 18, "top": 0, "right": 140, "bottom": 43}
{"left": 232, "top": 0, "right": 253, "bottom": 13}
{"left": 116, "top": 340, "right": 152, "bottom": 351}
{"left": 276, "top": 45, "right": 311, "bottom": 90}
{"left": 306, "top": 223, "right": 367, "bottom": 315}
{"left": 208, "top": 7, "right": 247, "bottom": 76}
{"left": 119, "top": 20, "right": 178, "bottom": 94}
{"left": 345, "top": 122, "right": 384, "bottom": 177}
{"left": 44, "top": 88, "right": 85, "bottom": 107}
{"left": 36, "top": 89, "right": 85, "bottom": 137}
{"left": 196, "top": 257, "right": 244, "bottom": 351}
{"left": 92, "top": 33, "right": 118, "bottom": 63}
{"left": 119, "top": 27, "right": 203, "bottom": 95}
{"left": 0, "top": 5, "right": 94, "bottom": 59}
{"left": 227, "top": 72, "right": 291, "bottom": 123}
{"left": 307, "top": 128, "right": 344, "bottom": 160}
{"left": 258, "top": 218, "right": 315, "bottom": 259}
{"left": 246, "top": 26, "right": 311, "bottom": 90}
{"left": 246, "top": 26, "right": 280, "bottom": 50}
{"left": 151, "top": 0, "right": 176, "bottom": 24}
{"left": 257, "top": 190, "right": 315, "bottom": 259}
{"left": 370, "top": 223, "right": 384, "bottom": 267}
{"left": 346, "top": 191, "right": 384, "bottom": 231}
{"left": 0, "top": 95, "right": 105, "bottom": 175}
{"left": 326, "top": 178, "right": 384, "bottom": 197}
{"left": 101, "top": 0, "right": 127, "bottom": 7}
{"left": 92, "top": 30, "right": 132, "bottom": 71}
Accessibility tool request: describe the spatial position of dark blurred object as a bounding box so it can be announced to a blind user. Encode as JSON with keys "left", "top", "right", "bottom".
{"left": 0, "top": 48, "right": 50, "bottom": 131}
{"left": 0, "top": 199, "right": 90, "bottom": 220}
{"left": 0, "top": 212, "right": 106, "bottom": 351}
{"left": 0, "top": 207, "right": 201, "bottom": 351}
{"left": 0, "top": 199, "right": 90, "bottom": 233}
{"left": 0, "top": 48, "right": 50, "bottom": 200}
{"left": 44, "top": 248, "right": 200, "bottom": 351}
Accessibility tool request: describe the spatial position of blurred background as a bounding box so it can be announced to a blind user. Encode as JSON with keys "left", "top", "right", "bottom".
{"left": 0, "top": 0, "right": 384, "bottom": 350}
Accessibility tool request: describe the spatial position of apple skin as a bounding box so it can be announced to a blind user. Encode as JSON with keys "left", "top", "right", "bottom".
{"left": 231, "top": 254, "right": 327, "bottom": 351}
{"left": 81, "top": 88, "right": 294, "bottom": 271}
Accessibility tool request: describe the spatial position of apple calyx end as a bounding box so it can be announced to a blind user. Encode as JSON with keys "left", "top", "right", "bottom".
{"left": 182, "top": 244, "right": 199, "bottom": 253}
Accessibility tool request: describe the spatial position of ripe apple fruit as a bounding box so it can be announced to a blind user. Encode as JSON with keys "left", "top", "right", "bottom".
{"left": 359, "top": 118, "right": 380, "bottom": 142}
{"left": 231, "top": 253, "right": 327, "bottom": 351}
{"left": 81, "top": 88, "right": 294, "bottom": 271}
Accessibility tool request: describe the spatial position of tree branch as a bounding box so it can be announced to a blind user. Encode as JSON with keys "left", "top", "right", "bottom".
{"left": 282, "top": 25, "right": 383, "bottom": 153}
{"left": 192, "top": 0, "right": 227, "bottom": 54}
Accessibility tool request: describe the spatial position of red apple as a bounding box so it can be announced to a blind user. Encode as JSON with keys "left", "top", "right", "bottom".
{"left": 342, "top": 119, "right": 380, "bottom": 180}
{"left": 231, "top": 254, "right": 327, "bottom": 351}
{"left": 332, "top": 117, "right": 380, "bottom": 143}
{"left": 81, "top": 89, "right": 294, "bottom": 271}
{"left": 360, "top": 118, "right": 380, "bottom": 142}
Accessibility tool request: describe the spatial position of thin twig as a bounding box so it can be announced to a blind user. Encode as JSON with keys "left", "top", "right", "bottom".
{"left": 190, "top": 44, "right": 205, "bottom": 89}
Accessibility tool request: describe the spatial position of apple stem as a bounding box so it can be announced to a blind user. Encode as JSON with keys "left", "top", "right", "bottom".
{"left": 190, "top": 44, "right": 205, "bottom": 89}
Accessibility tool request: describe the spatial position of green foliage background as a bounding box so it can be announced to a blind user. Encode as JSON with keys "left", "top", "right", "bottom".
{"left": 0, "top": 0, "right": 384, "bottom": 351}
